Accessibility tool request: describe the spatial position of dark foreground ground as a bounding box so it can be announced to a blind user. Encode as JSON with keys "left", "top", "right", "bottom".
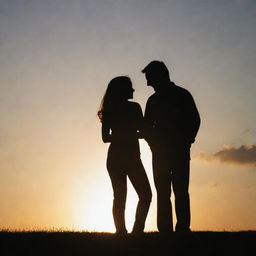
{"left": 0, "top": 231, "right": 255, "bottom": 256}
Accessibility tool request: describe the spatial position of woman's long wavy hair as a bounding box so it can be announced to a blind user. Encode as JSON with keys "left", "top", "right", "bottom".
{"left": 98, "top": 76, "right": 132, "bottom": 122}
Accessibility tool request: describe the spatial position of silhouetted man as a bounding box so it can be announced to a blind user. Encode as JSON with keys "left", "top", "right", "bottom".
{"left": 142, "top": 61, "right": 200, "bottom": 233}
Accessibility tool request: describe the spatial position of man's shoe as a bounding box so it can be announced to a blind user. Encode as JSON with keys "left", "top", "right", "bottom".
{"left": 175, "top": 228, "right": 191, "bottom": 233}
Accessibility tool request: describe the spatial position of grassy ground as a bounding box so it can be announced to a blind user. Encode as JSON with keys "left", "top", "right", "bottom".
{"left": 0, "top": 231, "right": 255, "bottom": 256}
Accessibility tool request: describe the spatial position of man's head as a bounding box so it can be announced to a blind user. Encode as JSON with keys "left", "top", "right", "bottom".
{"left": 142, "top": 61, "right": 170, "bottom": 90}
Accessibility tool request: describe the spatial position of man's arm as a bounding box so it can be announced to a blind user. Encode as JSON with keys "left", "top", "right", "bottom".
{"left": 187, "top": 92, "right": 200, "bottom": 143}
{"left": 134, "top": 103, "right": 144, "bottom": 139}
{"left": 143, "top": 97, "right": 156, "bottom": 147}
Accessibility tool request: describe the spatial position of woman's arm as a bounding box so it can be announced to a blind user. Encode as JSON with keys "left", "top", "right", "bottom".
{"left": 102, "top": 121, "right": 111, "bottom": 143}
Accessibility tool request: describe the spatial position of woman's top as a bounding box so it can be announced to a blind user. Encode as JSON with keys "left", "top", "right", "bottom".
{"left": 102, "top": 101, "right": 144, "bottom": 160}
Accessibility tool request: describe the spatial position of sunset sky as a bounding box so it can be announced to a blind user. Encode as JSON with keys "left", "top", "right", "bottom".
{"left": 1, "top": 0, "right": 256, "bottom": 232}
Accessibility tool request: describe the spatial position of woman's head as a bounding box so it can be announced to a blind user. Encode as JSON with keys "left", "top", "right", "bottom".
{"left": 98, "top": 76, "right": 134, "bottom": 121}
{"left": 105, "top": 76, "right": 134, "bottom": 101}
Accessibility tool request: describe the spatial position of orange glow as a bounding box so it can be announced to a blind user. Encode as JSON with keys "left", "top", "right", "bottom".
{"left": 72, "top": 180, "right": 150, "bottom": 232}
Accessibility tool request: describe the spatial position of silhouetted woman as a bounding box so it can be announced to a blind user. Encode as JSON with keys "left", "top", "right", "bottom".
{"left": 98, "top": 76, "right": 152, "bottom": 235}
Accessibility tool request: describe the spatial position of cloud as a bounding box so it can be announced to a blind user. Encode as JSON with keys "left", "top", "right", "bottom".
{"left": 198, "top": 144, "right": 256, "bottom": 166}
{"left": 243, "top": 129, "right": 256, "bottom": 135}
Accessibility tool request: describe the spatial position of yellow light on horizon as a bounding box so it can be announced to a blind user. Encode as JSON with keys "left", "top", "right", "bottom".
{"left": 72, "top": 182, "right": 145, "bottom": 232}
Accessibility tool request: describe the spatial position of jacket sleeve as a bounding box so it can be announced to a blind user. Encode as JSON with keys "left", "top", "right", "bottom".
{"left": 186, "top": 92, "right": 200, "bottom": 143}
{"left": 135, "top": 103, "right": 144, "bottom": 139}
{"left": 143, "top": 97, "right": 157, "bottom": 146}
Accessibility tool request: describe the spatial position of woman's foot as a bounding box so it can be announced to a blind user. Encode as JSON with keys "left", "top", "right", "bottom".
{"left": 115, "top": 229, "right": 128, "bottom": 236}
{"left": 131, "top": 228, "right": 144, "bottom": 236}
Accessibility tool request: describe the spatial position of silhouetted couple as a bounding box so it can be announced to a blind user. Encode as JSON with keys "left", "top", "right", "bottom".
{"left": 98, "top": 61, "right": 200, "bottom": 235}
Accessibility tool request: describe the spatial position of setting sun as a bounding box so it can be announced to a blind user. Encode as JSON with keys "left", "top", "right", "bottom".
{"left": 72, "top": 175, "right": 150, "bottom": 232}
